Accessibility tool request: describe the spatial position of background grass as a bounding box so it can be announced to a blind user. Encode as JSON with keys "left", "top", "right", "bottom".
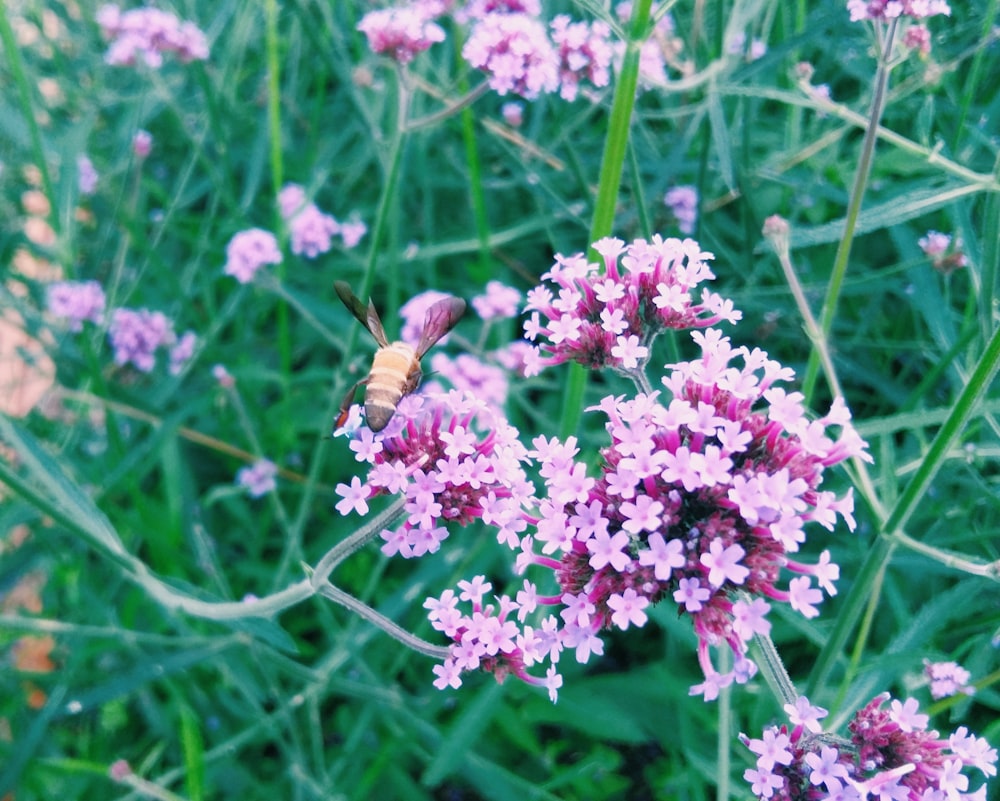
{"left": 1, "top": 1, "right": 999, "bottom": 799}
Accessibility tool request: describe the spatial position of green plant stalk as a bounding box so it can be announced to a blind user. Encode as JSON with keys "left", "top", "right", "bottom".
{"left": 807, "top": 317, "right": 1000, "bottom": 699}
{"left": 559, "top": 0, "right": 652, "bottom": 440}
{"left": 459, "top": 94, "right": 493, "bottom": 283}
{"left": 801, "top": 19, "right": 898, "bottom": 402}
{"left": 264, "top": 0, "right": 292, "bottom": 439}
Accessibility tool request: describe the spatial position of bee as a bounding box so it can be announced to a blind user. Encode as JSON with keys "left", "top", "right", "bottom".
{"left": 334, "top": 280, "right": 466, "bottom": 432}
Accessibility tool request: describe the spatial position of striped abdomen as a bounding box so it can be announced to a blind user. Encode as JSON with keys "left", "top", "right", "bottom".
{"left": 364, "top": 342, "right": 420, "bottom": 431}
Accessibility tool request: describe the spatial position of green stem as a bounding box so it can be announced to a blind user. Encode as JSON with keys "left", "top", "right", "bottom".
{"left": 264, "top": 0, "right": 292, "bottom": 445}
{"left": 311, "top": 498, "right": 408, "bottom": 588}
{"left": 559, "top": 0, "right": 651, "bottom": 440}
{"left": 801, "top": 19, "right": 898, "bottom": 402}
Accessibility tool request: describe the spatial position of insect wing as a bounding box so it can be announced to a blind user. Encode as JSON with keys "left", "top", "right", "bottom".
{"left": 334, "top": 280, "right": 390, "bottom": 347}
{"left": 415, "top": 297, "right": 466, "bottom": 358}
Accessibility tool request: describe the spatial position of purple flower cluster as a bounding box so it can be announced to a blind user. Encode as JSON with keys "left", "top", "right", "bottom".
{"left": 918, "top": 230, "right": 967, "bottom": 274}
{"left": 278, "top": 184, "right": 365, "bottom": 258}
{"left": 223, "top": 228, "right": 283, "bottom": 284}
{"left": 742, "top": 693, "right": 996, "bottom": 800}
{"left": 46, "top": 280, "right": 106, "bottom": 331}
{"left": 97, "top": 4, "right": 209, "bottom": 68}
{"left": 847, "top": 0, "right": 951, "bottom": 21}
{"left": 357, "top": 5, "right": 446, "bottom": 65}
{"left": 471, "top": 280, "right": 522, "bottom": 321}
{"left": 664, "top": 185, "right": 699, "bottom": 235}
{"left": 77, "top": 154, "right": 98, "bottom": 195}
{"left": 237, "top": 459, "right": 279, "bottom": 498}
{"left": 549, "top": 15, "right": 613, "bottom": 101}
{"left": 462, "top": 13, "right": 560, "bottom": 99}
{"left": 923, "top": 660, "right": 975, "bottom": 700}
{"left": 108, "top": 307, "right": 194, "bottom": 374}
{"left": 522, "top": 236, "right": 740, "bottom": 376}
{"left": 337, "top": 391, "right": 534, "bottom": 559}
{"left": 501, "top": 328, "right": 868, "bottom": 699}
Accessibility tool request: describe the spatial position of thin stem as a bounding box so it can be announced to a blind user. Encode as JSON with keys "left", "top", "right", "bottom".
{"left": 311, "top": 497, "right": 408, "bottom": 588}
{"left": 752, "top": 631, "right": 799, "bottom": 709}
{"left": 801, "top": 19, "right": 899, "bottom": 402}
{"left": 316, "top": 583, "right": 450, "bottom": 660}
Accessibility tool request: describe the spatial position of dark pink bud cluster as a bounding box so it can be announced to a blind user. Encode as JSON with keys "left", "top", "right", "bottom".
{"left": 522, "top": 236, "right": 741, "bottom": 376}
{"left": 742, "top": 693, "right": 996, "bottom": 799}
{"left": 357, "top": 5, "right": 446, "bottom": 65}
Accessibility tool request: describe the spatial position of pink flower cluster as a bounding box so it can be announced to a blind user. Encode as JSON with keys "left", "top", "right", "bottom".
{"left": 47, "top": 280, "right": 106, "bottom": 331}
{"left": 357, "top": 5, "right": 446, "bottom": 65}
{"left": 336, "top": 391, "right": 534, "bottom": 559}
{"left": 549, "top": 15, "right": 613, "bottom": 101}
{"left": 742, "top": 693, "right": 996, "bottom": 800}
{"left": 97, "top": 4, "right": 209, "bottom": 68}
{"left": 918, "top": 230, "right": 967, "bottom": 274}
{"left": 223, "top": 228, "right": 283, "bottom": 284}
{"left": 77, "top": 155, "right": 98, "bottom": 195}
{"left": 847, "top": 0, "right": 951, "bottom": 21}
{"left": 522, "top": 236, "right": 740, "bottom": 376}
{"left": 664, "top": 185, "right": 699, "bottom": 235}
{"left": 278, "top": 184, "right": 366, "bottom": 258}
{"left": 924, "top": 660, "right": 976, "bottom": 700}
{"left": 237, "top": 459, "right": 278, "bottom": 498}
{"left": 501, "top": 329, "right": 867, "bottom": 699}
{"left": 462, "top": 13, "right": 560, "bottom": 99}
{"left": 108, "top": 308, "right": 195, "bottom": 374}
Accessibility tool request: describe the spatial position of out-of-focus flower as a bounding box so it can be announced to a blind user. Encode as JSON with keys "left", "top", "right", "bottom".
{"left": 501, "top": 101, "right": 524, "bottom": 126}
{"left": 399, "top": 290, "right": 457, "bottom": 345}
{"left": 742, "top": 692, "right": 996, "bottom": 800}
{"left": 278, "top": 183, "right": 355, "bottom": 258}
{"left": 212, "top": 364, "right": 234, "bottom": 388}
{"left": 522, "top": 235, "right": 739, "bottom": 376}
{"left": 357, "top": 6, "right": 446, "bottom": 65}
{"left": 471, "top": 280, "right": 522, "bottom": 320}
{"left": 77, "top": 154, "right": 98, "bottom": 195}
{"left": 903, "top": 23, "right": 932, "bottom": 54}
{"left": 46, "top": 280, "right": 106, "bottom": 331}
{"left": 664, "top": 185, "right": 699, "bottom": 235}
{"left": 458, "top": 0, "right": 541, "bottom": 20}
{"left": 427, "top": 352, "right": 509, "bottom": 416}
{"left": 223, "top": 228, "right": 283, "bottom": 284}
{"left": 924, "top": 659, "right": 976, "bottom": 700}
{"left": 847, "top": 0, "right": 951, "bottom": 21}
{"left": 107, "top": 307, "right": 174, "bottom": 372}
{"left": 132, "top": 130, "right": 153, "bottom": 158}
{"left": 168, "top": 331, "right": 196, "bottom": 375}
{"left": 236, "top": 459, "right": 278, "bottom": 498}
{"left": 918, "top": 230, "right": 968, "bottom": 274}
{"left": 462, "top": 13, "right": 560, "bottom": 99}
{"left": 549, "top": 15, "right": 613, "bottom": 101}
{"left": 339, "top": 219, "right": 367, "bottom": 249}
{"left": 97, "top": 4, "right": 209, "bottom": 67}
{"left": 727, "top": 32, "right": 767, "bottom": 60}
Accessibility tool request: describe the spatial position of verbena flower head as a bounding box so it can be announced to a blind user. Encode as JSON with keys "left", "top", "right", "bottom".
{"left": 400, "top": 290, "right": 458, "bottom": 345}
{"left": 742, "top": 692, "right": 996, "bottom": 800}
{"left": 357, "top": 5, "right": 446, "bottom": 64}
{"left": 462, "top": 13, "right": 560, "bottom": 99}
{"left": 427, "top": 352, "right": 510, "bottom": 416}
{"left": 47, "top": 280, "right": 106, "bottom": 331}
{"left": 223, "top": 228, "right": 283, "bottom": 284}
{"left": 506, "top": 329, "right": 869, "bottom": 698}
{"left": 471, "top": 280, "right": 522, "bottom": 320}
{"left": 918, "top": 230, "right": 967, "bottom": 274}
{"left": 77, "top": 154, "right": 98, "bottom": 195}
{"left": 847, "top": 0, "right": 951, "bottom": 22}
{"left": 278, "top": 183, "right": 343, "bottom": 259}
{"left": 664, "top": 185, "right": 699, "bottom": 235}
{"left": 338, "top": 390, "right": 535, "bottom": 559}
{"left": 132, "top": 129, "right": 153, "bottom": 158}
{"left": 97, "top": 4, "right": 209, "bottom": 67}
{"left": 107, "top": 307, "right": 175, "bottom": 372}
{"left": 168, "top": 331, "right": 196, "bottom": 375}
{"left": 522, "top": 235, "right": 740, "bottom": 376}
{"left": 549, "top": 15, "right": 613, "bottom": 101}
{"left": 237, "top": 459, "right": 278, "bottom": 498}
{"left": 923, "top": 659, "right": 975, "bottom": 700}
